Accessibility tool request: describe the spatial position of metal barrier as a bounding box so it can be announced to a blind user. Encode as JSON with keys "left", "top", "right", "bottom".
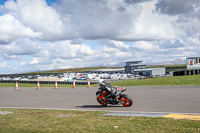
{"left": 0, "top": 80, "right": 97, "bottom": 85}
{"left": 173, "top": 69, "right": 200, "bottom": 76}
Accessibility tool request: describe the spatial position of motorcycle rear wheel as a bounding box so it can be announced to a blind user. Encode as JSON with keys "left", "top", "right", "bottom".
{"left": 120, "top": 94, "right": 133, "bottom": 107}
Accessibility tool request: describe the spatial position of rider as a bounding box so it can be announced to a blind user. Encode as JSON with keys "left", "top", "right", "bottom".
{"left": 98, "top": 79, "right": 116, "bottom": 98}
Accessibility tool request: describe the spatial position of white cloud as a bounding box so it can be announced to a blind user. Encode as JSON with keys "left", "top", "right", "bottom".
{"left": 0, "top": 0, "right": 190, "bottom": 42}
{"left": 51, "top": 41, "right": 96, "bottom": 59}
{"left": 155, "top": 0, "right": 200, "bottom": 38}
{"left": 132, "top": 41, "right": 159, "bottom": 50}
{"left": 0, "top": 14, "right": 41, "bottom": 43}
{"left": 3, "top": 0, "right": 75, "bottom": 41}
{"left": 0, "top": 62, "right": 7, "bottom": 68}
{"left": 0, "top": 38, "right": 41, "bottom": 58}
{"left": 55, "top": 0, "right": 142, "bottom": 40}
{"left": 0, "top": 0, "right": 200, "bottom": 74}
{"left": 117, "top": 0, "right": 178, "bottom": 41}
{"left": 29, "top": 58, "right": 39, "bottom": 65}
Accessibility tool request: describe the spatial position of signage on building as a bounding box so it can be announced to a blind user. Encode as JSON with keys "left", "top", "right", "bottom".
{"left": 186, "top": 57, "right": 200, "bottom": 70}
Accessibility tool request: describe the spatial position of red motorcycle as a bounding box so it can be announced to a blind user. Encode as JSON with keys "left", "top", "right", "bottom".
{"left": 96, "top": 81, "right": 133, "bottom": 107}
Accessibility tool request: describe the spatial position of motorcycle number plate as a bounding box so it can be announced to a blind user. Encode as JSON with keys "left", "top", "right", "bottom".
{"left": 117, "top": 87, "right": 124, "bottom": 91}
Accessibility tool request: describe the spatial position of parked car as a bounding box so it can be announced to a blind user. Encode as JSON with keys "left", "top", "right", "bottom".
{"left": 80, "top": 77, "right": 86, "bottom": 80}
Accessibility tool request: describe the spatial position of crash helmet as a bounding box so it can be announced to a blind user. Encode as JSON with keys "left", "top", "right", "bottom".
{"left": 98, "top": 79, "right": 104, "bottom": 84}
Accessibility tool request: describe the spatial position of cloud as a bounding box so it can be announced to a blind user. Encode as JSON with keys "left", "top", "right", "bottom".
{"left": 155, "top": 0, "right": 200, "bottom": 16}
{"left": 0, "top": 0, "right": 200, "bottom": 74}
{"left": 0, "top": 0, "right": 185, "bottom": 42}
{"left": 51, "top": 41, "right": 96, "bottom": 59}
{"left": 55, "top": 0, "right": 142, "bottom": 40}
{"left": 27, "top": 40, "right": 99, "bottom": 70}
{"left": 0, "top": 38, "right": 41, "bottom": 57}
{"left": 0, "top": 37, "right": 199, "bottom": 74}
{"left": 54, "top": 0, "right": 180, "bottom": 41}
{"left": 155, "top": 0, "right": 200, "bottom": 37}
{"left": 124, "top": 0, "right": 153, "bottom": 4}
{"left": 99, "top": 40, "right": 130, "bottom": 52}
{"left": 0, "top": 14, "right": 41, "bottom": 43}
{"left": 0, "top": 38, "right": 41, "bottom": 64}
{"left": 2, "top": 0, "right": 75, "bottom": 41}
{"left": 158, "top": 40, "right": 185, "bottom": 49}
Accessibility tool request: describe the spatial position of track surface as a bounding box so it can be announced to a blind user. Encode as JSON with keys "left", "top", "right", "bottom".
{"left": 0, "top": 86, "right": 200, "bottom": 113}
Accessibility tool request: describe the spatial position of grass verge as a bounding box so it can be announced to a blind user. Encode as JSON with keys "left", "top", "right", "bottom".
{"left": 110, "top": 75, "right": 200, "bottom": 86}
{"left": 0, "top": 108, "right": 199, "bottom": 133}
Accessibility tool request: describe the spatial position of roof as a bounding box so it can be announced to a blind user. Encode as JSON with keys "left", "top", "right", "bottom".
{"left": 133, "top": 68, "right": 165, "bottom": 72}
{"left": 126, "top": 61, "right": 143, "bottom": 63}
{"left": 186, "top": 57, "right": 200, "bottom": 59}
{"left": 91, "top": 68, "right": 125, "bottom": 72}
{"left": 129, "top": 64, "right": 146, "bottom": 66}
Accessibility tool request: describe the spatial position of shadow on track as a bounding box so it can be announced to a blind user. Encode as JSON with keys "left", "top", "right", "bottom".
{"left": 75, "top": 105, "right": 124, "bottom": 108}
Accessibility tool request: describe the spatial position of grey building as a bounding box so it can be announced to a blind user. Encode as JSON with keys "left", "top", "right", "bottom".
{"left": 125, "top": 61, "right": 146, "bottom": 74}
{"left": 125, "top": 61, "right": 165, "bottom": 77}
{"left": 90, "top": 61, "right": 166, "bottom": 77}
{"left": 134, "top": 67, "right": 166, "bottom": 77}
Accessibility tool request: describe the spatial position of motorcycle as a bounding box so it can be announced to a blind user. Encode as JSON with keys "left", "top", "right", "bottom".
{"left": 96, "top": 83, "right": 133, "bottom": 107}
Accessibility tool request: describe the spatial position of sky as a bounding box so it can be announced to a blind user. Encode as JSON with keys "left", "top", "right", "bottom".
{"left": 0, "top": 0, "right": 200, "bottom": 74}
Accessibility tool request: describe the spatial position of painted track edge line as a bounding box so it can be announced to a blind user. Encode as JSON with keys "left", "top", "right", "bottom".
{"left": 0, "top": 107, "right": 200, "bottom": 115}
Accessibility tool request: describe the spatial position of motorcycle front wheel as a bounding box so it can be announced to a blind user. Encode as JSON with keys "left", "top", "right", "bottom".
{"left": 120, "top": 94, "right": 133, "bottom": 107}
{"left": 97, "top": 98, "right": 107, "bottom": 106}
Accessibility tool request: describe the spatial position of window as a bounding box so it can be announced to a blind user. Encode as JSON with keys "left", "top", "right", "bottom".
{"left": 138, "top": 66, "right": 145, "bottom": 69}
{"left": 194, "top": 59, "right": 196, "bottom": 64}
{"left": 196, "top": 58, "right": 200, "bottom": 64}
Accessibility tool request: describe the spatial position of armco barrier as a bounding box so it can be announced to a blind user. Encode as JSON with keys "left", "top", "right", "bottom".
{"left": 0, "top": 80, "right": 97, "bottom": 85}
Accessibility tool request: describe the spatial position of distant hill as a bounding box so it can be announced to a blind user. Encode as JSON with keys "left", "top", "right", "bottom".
{"left": 24, "top": 67, "right": 124, "bottom": 74}
{"left": 24, "top": 64, "right": 186, "bottom": 74}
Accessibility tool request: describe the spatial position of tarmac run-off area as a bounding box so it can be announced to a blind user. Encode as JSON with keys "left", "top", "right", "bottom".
{"left": 0, "top": 85, "right": 200, "bottom": 120}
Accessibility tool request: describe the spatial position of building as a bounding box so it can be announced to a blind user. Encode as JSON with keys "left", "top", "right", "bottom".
{"left": 125, "top": 61, "right": 146, "bottom": 73}
{"left": 134, "top": 67, "right": 166, "bottom": 77}
{"left": 125, "top": 61, "right": 165, "bottom": 77}
{"left": 173, "top": 57, "right": 200, "bottom": 76}
{"left": 90, "top": 61, "right": 166, "bottom": 77}
{"left": 90, "top": 68, "right": 125, "bottom": 74}
{"left": 186, "top": 57, "right": 200, "bottom": 70}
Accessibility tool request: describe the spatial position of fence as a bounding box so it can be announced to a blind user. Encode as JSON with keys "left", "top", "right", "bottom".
{"left": 0, "top": 80, "right": 97, "bottom": 85}
{"left": 173, "top": 69, "right": 200, "bottom": 76}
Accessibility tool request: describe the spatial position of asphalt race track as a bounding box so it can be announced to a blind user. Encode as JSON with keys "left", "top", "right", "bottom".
{"left": 0, "top": 86, "right": 200, "bottom": 114}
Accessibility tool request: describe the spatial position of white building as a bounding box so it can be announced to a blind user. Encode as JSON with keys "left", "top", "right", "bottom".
{"left": 90, "top": 68, "right": 125, "bottom": 74}
{"left": 186, "top": 57, "right": 200, "bottom": 70}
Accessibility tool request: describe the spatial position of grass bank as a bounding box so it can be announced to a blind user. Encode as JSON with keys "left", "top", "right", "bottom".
{"left": 0, "top": 108, "right": 199, "bottom": 133}
{"left": 110, "top": 75, "right": 200, "bottom": 86}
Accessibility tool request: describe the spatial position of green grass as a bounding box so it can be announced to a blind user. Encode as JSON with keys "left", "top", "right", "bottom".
{"left": 0, "top": 108, "right": 199, "bottom": 133}
{"left": 110, "top": 75, "right": 200, "bottom": 86}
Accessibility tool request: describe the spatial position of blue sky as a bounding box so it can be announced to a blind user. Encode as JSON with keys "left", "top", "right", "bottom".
{"left": 0, "top": 0, "right": 8, "bottom": 5}
{"left": 0, "top": 0, "right": 56, "bottom": 5}
{"left": 0, "top": 0, "right": 200, "bottom": 74}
